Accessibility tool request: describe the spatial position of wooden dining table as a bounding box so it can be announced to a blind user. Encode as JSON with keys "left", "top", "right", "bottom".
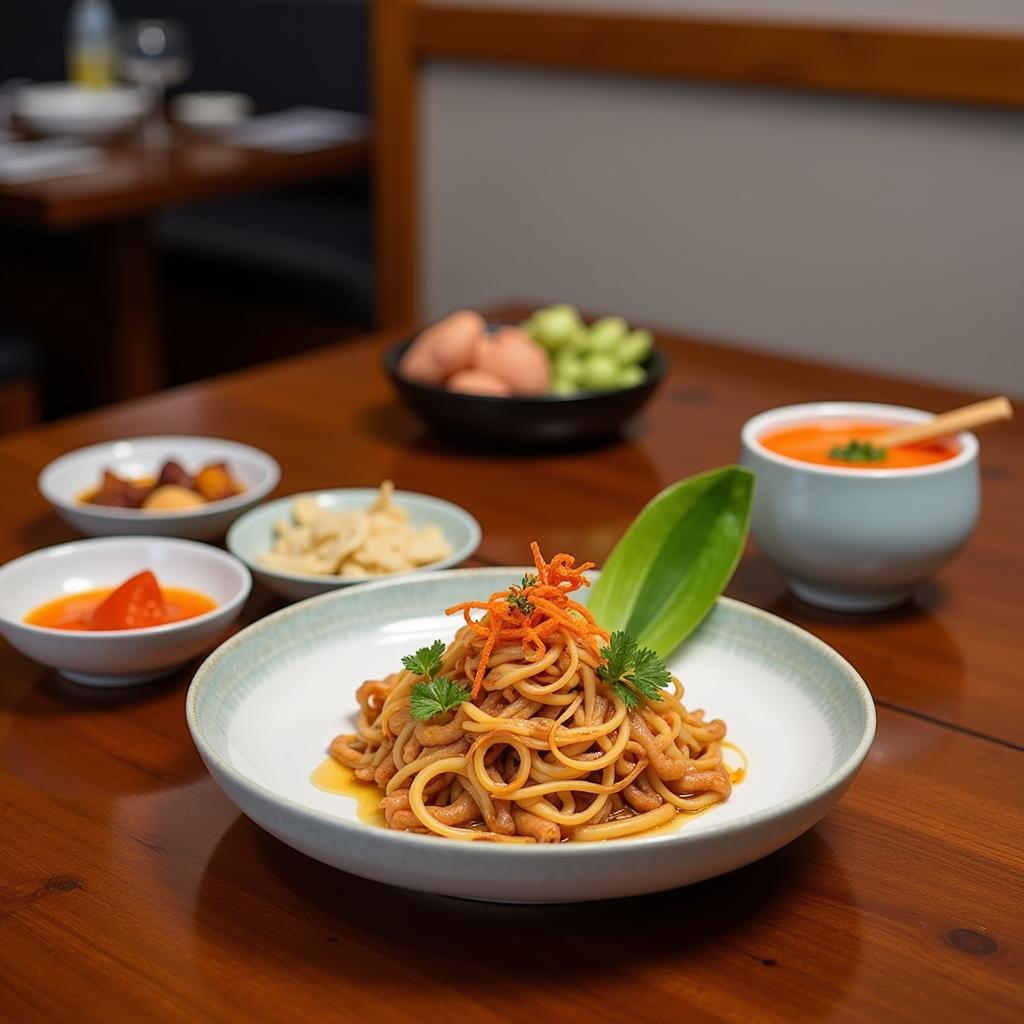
{"left": 0, "top": 132, "right": 369, "bottom": 402}
{"left": 0, "top": 312, "right": 1021, "bottom": 1022}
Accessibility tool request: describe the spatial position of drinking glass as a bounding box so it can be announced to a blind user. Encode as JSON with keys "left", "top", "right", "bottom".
{"left": 119, "top": 19, "right": 192, "bottom": 145}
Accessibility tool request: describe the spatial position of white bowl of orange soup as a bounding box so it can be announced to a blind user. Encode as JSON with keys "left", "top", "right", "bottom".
{"left": 0, "top": 537, "right": 251, "bottom": 686}
{"left": 740, "top": 402, "right": 979, "bottom": 612}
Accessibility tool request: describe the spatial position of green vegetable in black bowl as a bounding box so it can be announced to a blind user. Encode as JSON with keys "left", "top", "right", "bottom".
{"left": 522, "top": 304, "right": 655, "bottom": 396}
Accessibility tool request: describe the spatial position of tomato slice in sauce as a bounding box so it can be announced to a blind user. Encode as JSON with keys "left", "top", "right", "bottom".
{"left": 24, "top": 571, "right": 217, "bottom": 631}
{"left": 89, "top": 570, "right": 168, "bottom": 629}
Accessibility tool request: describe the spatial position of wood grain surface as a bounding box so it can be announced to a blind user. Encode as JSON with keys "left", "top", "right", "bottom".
{"left": 0, "top": 316, "right": 1021, "bottom": 1022}
{"left": 414, "top": 5, "right": 1024, "bottom": 109}
{"left": 0, "top": 135, "right": 370, "bottom": 227}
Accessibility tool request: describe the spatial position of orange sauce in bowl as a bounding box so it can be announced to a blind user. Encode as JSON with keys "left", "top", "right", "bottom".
{"left": 760, "top": 421, "right": 958, "bottom": 469}
{"left": 25, "top": 571, "right": 216, "bottom": 631}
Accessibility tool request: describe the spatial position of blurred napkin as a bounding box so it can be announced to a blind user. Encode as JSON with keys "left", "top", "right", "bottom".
{"left": 226, "top": 106, "right": 368, "bottom": 153}
{"left": 0, "top": 138, "right": 103, "bottom": 184}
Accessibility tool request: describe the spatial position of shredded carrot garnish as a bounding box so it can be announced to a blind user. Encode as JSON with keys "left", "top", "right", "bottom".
{"left": 445, "top": 542, "right": 609, "bottom": 699}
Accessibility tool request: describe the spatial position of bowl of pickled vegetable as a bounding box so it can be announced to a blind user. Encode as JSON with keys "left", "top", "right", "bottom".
{"left": 384, "top": 305, "right": 666, "bottom": 447}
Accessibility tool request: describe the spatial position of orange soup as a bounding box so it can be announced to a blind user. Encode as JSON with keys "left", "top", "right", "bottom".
{"left": 25, "top": 570, "right": 216, "bottom": 631}
{"left": 760, "top": 421, "right": 958, "bottom": 469}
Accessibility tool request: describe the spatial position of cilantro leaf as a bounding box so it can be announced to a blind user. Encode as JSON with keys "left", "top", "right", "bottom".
{"left": 507, "top": 592, "right": 534, "bottom": 615}
{"left": 409, "top": 678, "right": 469, "bottom": 720}
{"left": 597, "top": 630, "right": 637, "bottom": 686}
{"left": 612, "top": 681, "right": 641, "bottom": 709}
{"left": 506, "top": 573, "right": 540, "bottom": 615}
{"left": 599, "top": 630, "right": 671, "bottom": 707}
{"left": 828, "top": 439, "right": 887, "bottom": 462}
{"left": 401, "top": 639, "right": 446, "bottom": 678}
{"left": 628, "top": 645, "right": 672, "bottom": 701}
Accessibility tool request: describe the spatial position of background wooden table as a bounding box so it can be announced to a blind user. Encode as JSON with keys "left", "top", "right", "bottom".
{"left": 0, "top": 134, "right": 369, "bottom": 401}
{"left": 0, "top": 317, "right": 1021, "bottom": 1022}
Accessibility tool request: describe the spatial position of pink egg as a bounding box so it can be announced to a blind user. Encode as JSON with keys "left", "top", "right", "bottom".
{"left": 473, "top": 326, "right": 551, "bottom": 395}
{"left": 399, "top": 310, "right": 485, "bottom": 386}
{"left": 447, "top": 369, "right": 514, "bottom": 397}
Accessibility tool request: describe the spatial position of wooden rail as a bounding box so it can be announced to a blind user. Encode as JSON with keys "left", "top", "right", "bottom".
{"left": 414, "top": 7, "right": 1024, "bottom": 109}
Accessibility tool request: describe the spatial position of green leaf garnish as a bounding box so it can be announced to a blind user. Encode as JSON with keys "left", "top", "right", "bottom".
{"left": 588, "top": 466, "right": 753, "bottom": 658}
{"left": 598, "top": 631, "right": 672, "bottom": 708}
{"left": 506, "top": 573, "right": 539, "bottom": 615}
{"left": 410, "top": 678, "right": 469, "bottom": 720}
{"left": 828, "top": 439, "right": 887, "bottom": 462}
{"left": 507, "top": 592, "right": 533, "bottom": 614}
{"left": 401, "top": 639, "right": 446, "bottom": 678}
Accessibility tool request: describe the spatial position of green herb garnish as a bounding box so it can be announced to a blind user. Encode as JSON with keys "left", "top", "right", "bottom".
{"left": 506, "top": 573, "right": 539, "bottom": 615}
{"left": 828, "top": 439, "right": 887, "bottom": 462}
{"left": 403, "top": 638, "right": 468, "bottom": 720}
{"left": 410, "top": 676, "right": 469, "bottom": 720}
{"left": 401, "top": 639, "right": 446, "bottom": 679}
{"left": 597, "top": 630, "right": 672, "bottom": 708}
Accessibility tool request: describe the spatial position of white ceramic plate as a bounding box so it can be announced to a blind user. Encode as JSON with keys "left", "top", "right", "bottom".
{"left": 188, "top": 568, "right": 875, "bottom": 903}
{"left": 227, "top": 488, "right": 482, "bottom": 602}
{"left": 38, "top": 436, "right": 280, "bottom": 541}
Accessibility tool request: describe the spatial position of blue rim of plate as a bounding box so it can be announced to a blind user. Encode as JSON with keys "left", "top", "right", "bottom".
{"left": 186, "top": 567, "right": 876, "bottom": 856}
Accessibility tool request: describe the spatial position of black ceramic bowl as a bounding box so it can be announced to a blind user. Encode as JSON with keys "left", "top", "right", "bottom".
{"left": 383, "top": 332, "right": 666, "bottom": 448}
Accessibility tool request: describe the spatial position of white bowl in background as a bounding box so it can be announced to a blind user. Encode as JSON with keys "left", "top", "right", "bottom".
{"left": 227, "top": 488, "right": 482, "bottom": 602}
{"left": 13, "top": 82, "right": 151, "bottom": 143}
{"left": 38, "top": 436, "right": 280, "bottom": 541}
{"left": 187, "top": 567, "right": 875, "bottom": 902}
{"left": 740, "top": 402, "right": 979, "bottom": 612}
{"left": 170, "top": 91, "right": 254, "bottom": 135}
{"left": 0, "top": 537, "right": 251, "bottom": 687}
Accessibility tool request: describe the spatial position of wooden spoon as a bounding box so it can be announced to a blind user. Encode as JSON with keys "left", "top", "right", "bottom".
{"left": 874, "top": 396, "right": 1013, "bottom": 448}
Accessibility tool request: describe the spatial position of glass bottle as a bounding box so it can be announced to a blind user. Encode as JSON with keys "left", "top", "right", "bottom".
{"left": 66, "top": 0, "right": 117, "bottom": 89}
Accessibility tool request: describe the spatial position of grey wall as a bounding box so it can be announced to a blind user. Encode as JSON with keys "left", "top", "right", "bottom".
{"left": 420, "top": 62, "right": 1024, "bottom": 393}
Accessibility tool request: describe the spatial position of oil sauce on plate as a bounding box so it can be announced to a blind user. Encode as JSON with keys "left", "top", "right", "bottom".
{"left": 310, "top": 743, "right": 747, "bottom": 839}
{"left": 310, "top": 757, "right": 387, "bottom": 828}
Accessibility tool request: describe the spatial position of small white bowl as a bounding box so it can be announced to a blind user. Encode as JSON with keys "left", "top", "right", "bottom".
{"left": 740, "top": 401, "right": 979, "bottom": 612}
{"left": 13, "top": 82, "right": 151, "bottom": 143}
{"left": 228, "top": 488, "right": 482, "bottom": 602}
{"left": 39, "top": 436, "right": 280, "bottom": 541}
{"left": 170, "top": 91, "right": 254, "bottom": 135}
{"left": 0, "top": 537, "right": 251, "bottom": 687}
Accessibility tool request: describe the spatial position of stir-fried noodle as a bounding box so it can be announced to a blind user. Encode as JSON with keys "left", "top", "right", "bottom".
{"left": 329, "top": 545, "right": 732, "bottom": 842}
